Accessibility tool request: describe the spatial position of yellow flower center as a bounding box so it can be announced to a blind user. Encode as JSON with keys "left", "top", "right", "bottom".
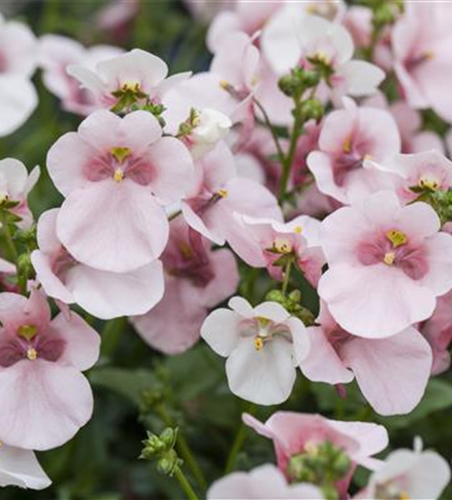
{"left": 293, "top": 226, "right": 302, "bottom": 234}
{"left": 111, "top": 146, "right": 132, "bottom": 163}
{"left": 274, "top": 238, "right": 292, "bottom": 254}
{"left": 419, "top": 175, "right": 439, "bottom": 191}
{"left": 27, "top": 347, "right": 38, "bottom": 361}
{"left": 17, "top": 324, "right": 37, "bottom": 341}
{"left": 383, "top": 251, "right": 396, "bottom": 265}
{"left": 386, "top": 230, "right": 408, "bottom": 248}
{"left": 342, "top": 137, "right": 352, "bottom": 153}
{"left": 217, "top": 188, "right": 228, "bottom": 198}
{"left": 113, "top": 168, "right": 124, "bottom": 182}
{"left": 121, "top": 80, "right": 141, "bottom": 93}
{"left": 254, "top": 337, "right": 264, "bottom": 351}
{"left": 399, "top": 492, "right": 410, "bottom": 500}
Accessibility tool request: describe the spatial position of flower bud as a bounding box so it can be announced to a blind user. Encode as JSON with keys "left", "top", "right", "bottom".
{"left": 190, "top": 108, "right": 232, "bottom": 158}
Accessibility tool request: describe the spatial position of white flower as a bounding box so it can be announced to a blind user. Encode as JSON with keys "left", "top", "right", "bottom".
{"left": 364, "top": 438, "right": 451, "bottom": 500}
{"left": 201, "top": 296, "right": 310, "bottom": 405}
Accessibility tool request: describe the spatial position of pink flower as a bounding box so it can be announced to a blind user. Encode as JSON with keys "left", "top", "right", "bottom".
{"left": 207, "top": 464, "right": 324, "bottom": 500}
{"left": 300, "top": 302, "right": 432, "bottom": 415}
{"left": 131, "top": 217, "right": 238, "bottom": 355}
{"left": 39, "top": 34, "right": 123, "bottom": 116}
{"left": 31, "top": 209, "right": 164, "bottom": 320}
{"left": 243, "top": 411, "right": 388, "bottom": 496}
{"left": 0, "top": 443, "right": 51, "bottom": 489}
{"left": 358, "top": 439, "right": 450, "bottom": 500}
{"left": 262, "top": 13, "right": 383, "bottom": 99}
{"left": 207, "top": 1, "right": 281, "bottom": 53}
{"left": 0, "top": 289, "right": 100, "bottom": 450}
{"left": 319, "top": 191, "right": 452, "bottom": 337}
{"left": 182, "top": 142, "right": 281, "bottom": 252}
{"left": 392, "top": 3, "right": 452, "bottom": 122}
{"left": 67, "top": 49, "right": 189, "bottom": 112}
{"left": 47, "top": 109, "right": 194, "bottom": 273}
{"left": 368, "top": 150, "right": 452, "bottom": 204}
{"left": 0, "top": 158, "right": 40, "bottom": 228}
{"left": 307, "top": 98, "right": 401, "bottom": 204}
{"left": 201, "top": 297, "right": 310, "bottom": 405}
{"left": 0, "top": 13, "right": 38, "bottom": 136}
{"left": 233, "top": 214, "right": 325, "bottom": 287}
{"left": 421, "top": 290, "right": 452, "bottom": 375}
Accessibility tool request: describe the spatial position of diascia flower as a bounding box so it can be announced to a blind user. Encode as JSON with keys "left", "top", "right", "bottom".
{"left": 131, "top": 217, "right": 238, "bottom": 355}
{"left": 262, "top": 13, "right": 384, "bottom": 100}
{"left": 201, "top": 297, "right": 310, "bottom": 405}
{"left": 0, "top": 443, "right": 51, "bottom": 490}
{"left": 39, "top": 34, "right": 123, "bottom": 116}
{"left": 182, "top": 142, "right": 281, "bottom": 252}
{"left": 47, "top": 109, "right": 194, "bottom": 273}
{"left": 300, "top": 302, "right": 432, "bottom": 416}
{"left": 307, "top": 98, "right": 401, "bottom": 205}
{"left": 243, "top": 411, "right": 388, "bottom": 498}
{"left": 357, "top": 439, "right": 451, "bottom": 500}
{"left": 0, "top": 289, "right": 100, "bottom": 450}
{"left": 207, "top": 464, "right": 324, "bottom": 500}
{"left": 233, "top": 214, "right": 325, "bottom": 287}
{"left": 318, "top": 191, "right": 452, "bottom": 338}
{"left": 0, "top": 158, "right": 40, "bottom": 228}
{"left": 31, "top": 209, "right": 164, "bottom": 320}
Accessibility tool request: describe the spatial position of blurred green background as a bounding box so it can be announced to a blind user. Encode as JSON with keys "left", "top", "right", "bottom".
{"left": 0, "top": 1, "right": 451, "bottom": 499}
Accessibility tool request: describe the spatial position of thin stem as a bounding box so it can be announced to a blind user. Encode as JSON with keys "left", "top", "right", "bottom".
{"left": 224, "top": 402, "right": 256, "bottom": 474}
{"left": 1, "top": 217, "right": 17, "bottom": 262}
{"left": 174, "top": 467, "right": 199, "bottom": 500}
{"left": 157, "top": 406, "right": 207, "bottom": 490}
{"left": 253, "top": 97, "right": 286, "bottom": 165}
{"left": 278, "top": 110, "right": 304, "bottom": 202}
{"left": 101, "top": 317, "right": 127, "bottom": 358}
{"left": 282, "top": 258, "right": 293, "bottom": 296}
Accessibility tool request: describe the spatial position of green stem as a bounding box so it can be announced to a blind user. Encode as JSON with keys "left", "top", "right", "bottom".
{"left": 157, "top": 406, "right": 207, "bottom": 490}
{"left": 1, "top": 217, "right": 17, "bottom": 262}
{"left": 224, "top": 403, "right": 255, "bottom": 473}
{"left": 174, "top": 466, "right": 199, "bottom": 500}
{"left": 278, "top": 107, "right": 304, "bottom": 202}
{"left": 253, "top": 97, "right": 286, "bottom": 165}
{"left": 281, "top": 258, "right": 293, "bottom": 296}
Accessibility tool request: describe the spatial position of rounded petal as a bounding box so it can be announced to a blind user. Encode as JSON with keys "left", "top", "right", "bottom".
{"left": 253, "top": 301, "right": 290, "bottom": 324}
{"left": 228, "top": 296, "right": 255, "bottom": 318}
{"left": 341, "top": 328, "right": 432, "bottom": 415}
{"left": 56, "top": 180, "right": 168, "bottom": 273}
{"left": 0, "top": 361, "right": 93, "bottom": 450}
{"left": 338, "top": 60, "right": 385, "bottom": 96}
{"left": 420, "top": 232, "right": 452, "bottom": 295}
{"left": 50, "top": 311, "right": 100, "bottom": 371}
{"left": 319, "top": 264, "right": 436, "bottom": 338}
{"left": 226, "top": 337, "right": 296, "bottom": 405}
{"left": 201, "top": 308, "right": 241, "bottom": 357}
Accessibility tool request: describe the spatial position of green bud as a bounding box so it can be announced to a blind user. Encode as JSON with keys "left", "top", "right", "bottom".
{"left": 156, "top": 449, "right": 181, "bottom": 476}
{"left": 160, "top": 427, "right": 177, "bottom": 448}
{"left": 297, "top": 99, "right": 324, "bottom": 122}
{"left": 288, "top": 290, "right": 301, "bottom": 304}
{"left": 264, "top": 289, "right": 286, "bottom": 305}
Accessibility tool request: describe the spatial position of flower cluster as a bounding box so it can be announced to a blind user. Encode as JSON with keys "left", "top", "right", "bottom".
{"left": 0, "top": 1, "right": 452, "bottom": 498}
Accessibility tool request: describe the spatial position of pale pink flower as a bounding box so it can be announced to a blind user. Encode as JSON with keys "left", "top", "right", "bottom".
{"left": 96, "top": 0, "right": 139, "bottom": 42}
{"left": 300, "top": 302, "right": 432, "bottom": 415}
{"left": 0, "top": 443, "right": 51, "bottom": 490}
{"left": 0, "top": 289, "right": 100, "bottom": 450}
{"left": 182, "top": 0, "right": 234, "bottom": 24}
{"left": 262, "top": 13, "right": 383, "bottom": 99}
{"left": 368, "top": 150, "right": 452, "bottom": 204}
{"left": 47, "top": 109, "right": 193, "bottom": 273}
{"left": 392, "top": 2, "right": 452, "bottom": 122}
{"left": 201, "top": 297, "right": 310, "bottom": 405}
{"left": 421, "top": 290, "right": 452, "bottom": 375}
{"left": 233, "top": 214, "right": 325, "bottom": 287}
{"left": 0, "top": 13, "right": 38, "bottom": 136}
{"left": 358, "top": 439, "right": 451, "bottom": 500}
{"left": 243, "top": 411, "right": 388, "bottom": 497}
{"left": 0, "top": 158, "right": 39, "bottom": 228}
{"left": 307, "top": 98, "right": 401, "bottom": 204}
{"left": 67, "top": 48, "right": 189, "bottom": 112}
{"left": 207, "top": 464, "right": 324, "bottom": 500}
{"left": 319, "top": 191, "right": 452, "bottom": 338}
{"left": 39, "top": 34, "right": 123, "bottom": 115}
{"left": 31, "top": 209, "right": 164, "bottom": 320}
{"left": 207, "top": 0, "right": 281, "bottom": 53}
{"left": 131, "top": 217, "right": 238, "bottom": 355}
{"left": 182, "top": 141, "right": 281, "bottom": 253}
